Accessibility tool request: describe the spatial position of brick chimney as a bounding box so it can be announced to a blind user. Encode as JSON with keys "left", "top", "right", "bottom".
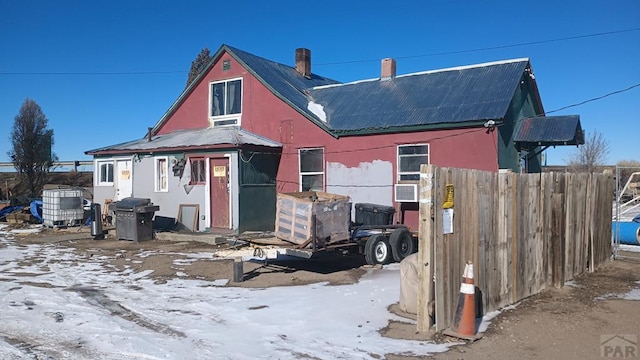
{"left": 381, "top": 58, "right": 396, "bottom": 80}
{"left": 295, "top": 48, "right": 312, "bottom": 78}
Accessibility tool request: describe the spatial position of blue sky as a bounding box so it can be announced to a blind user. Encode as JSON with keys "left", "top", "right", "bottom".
{"left": 1, "top": 0, "right": 638, "bottom": 167}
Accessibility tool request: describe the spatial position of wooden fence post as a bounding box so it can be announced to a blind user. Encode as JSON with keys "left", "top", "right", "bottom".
{"left": 417, "top": 164, "right": 434, "bottom": 332}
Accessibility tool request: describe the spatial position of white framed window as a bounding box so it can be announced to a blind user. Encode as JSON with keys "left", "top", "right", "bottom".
{"left": 155, "top": 156, "right": 169, "bottom": 192}
{"left": 189, "top": 157, "right": 206, "bottom": 185}
{"left": 96, "top": 160, "right": 114, "bottom": 185}
{"left": 209, "top": 78, "right": 242, "bottom": 126}
{"left": 299, "top": 148, "right": 324, "bottom": 191}
{"left": 397, "top": 144, "right": 430, "bottom": 181}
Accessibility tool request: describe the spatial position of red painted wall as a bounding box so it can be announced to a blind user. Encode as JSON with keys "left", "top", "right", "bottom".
{"left": 157, "top": 50, "right": 499, "bottom": 229}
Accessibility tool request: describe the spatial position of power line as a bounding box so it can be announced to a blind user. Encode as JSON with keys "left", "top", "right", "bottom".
{"left": 243, "top": 81, "right": 640, "bottom": 158}
{"left": 0, "top": 70, "right": 186, "bottom": 76}
{"left": 316, "top": 27, "right": 640, "bottom": 66}
{"left": 1, "top": 27, "right": 638, "bottom": 76}
{"left": 508, "top": 80, "right": 640, "bottom": 130}
{"left": 546, "top": 82, "right": 640, "bottom": 114}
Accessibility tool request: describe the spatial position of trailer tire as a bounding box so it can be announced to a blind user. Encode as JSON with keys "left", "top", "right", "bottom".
{"left": 364, "top": 234, "right": 392, "bottom": 265}
{"left": 389, "top": 228, "right": 416, "bottom": 262}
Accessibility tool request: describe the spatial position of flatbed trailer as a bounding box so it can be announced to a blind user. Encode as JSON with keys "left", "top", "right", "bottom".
{"left": 239, "top": 222, "right": 417, "bottom": 265}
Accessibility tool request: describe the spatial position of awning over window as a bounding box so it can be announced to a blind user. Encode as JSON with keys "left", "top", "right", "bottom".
{"left": 514, "top": 115, "right": 584, "bottom": 151}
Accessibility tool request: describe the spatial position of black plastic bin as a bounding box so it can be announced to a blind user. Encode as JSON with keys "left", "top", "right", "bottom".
{"left": 354, "top": 203, "right": 395, "bottom": 226}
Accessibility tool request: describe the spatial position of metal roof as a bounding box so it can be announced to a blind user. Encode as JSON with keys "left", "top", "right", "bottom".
{"left": 150, "top": 45, "right": 341, "bottom": 136}
{"left": 307, "top": 59, "right": 530, "bottom": 133}
{"left": 513, "top": 115, "right": 584, "bottom": 149}
{"left": 229, "top": 46, "right": 533, "bottom": 133}
{"left": 85, "top": 127, "right": 281, "bottom": 155}
{"left": 150, "top": 45, "right": 536, "bottom": 139}
{"left": 225, "top": 45, "right": 341, "bottom": 128}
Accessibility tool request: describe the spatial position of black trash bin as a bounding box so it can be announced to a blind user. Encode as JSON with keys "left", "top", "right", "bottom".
{"left": 115, "top": 198, "right": 160, "bottom": 242}
{"left": 90, "top": 203, "right": 104, "bottom": 239}
{"left": 354, "top": 203, "right": 395, "bottom": 226}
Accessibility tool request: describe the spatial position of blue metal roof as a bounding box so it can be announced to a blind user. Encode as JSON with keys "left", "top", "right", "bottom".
{"left": 513, "top": 115, "right": 584, "bottom": 147}
{"left": 228, "top": 46, "right": 532, "bottom": 133}
{"left": 307, "top": 60, "right": 530, "bottom": 133}
{"left": 226, "top": 45, "right": 341, "bottom": 128}
{"left": 153, "top": 45, "right": 534, "bottom": 137}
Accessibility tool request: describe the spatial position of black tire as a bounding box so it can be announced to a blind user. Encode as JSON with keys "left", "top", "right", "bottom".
{"left": 364, "top": 234, "right": 392, "bottom": 265}
{"left": 389, "top": 228, "right": 416, "bottom": 262}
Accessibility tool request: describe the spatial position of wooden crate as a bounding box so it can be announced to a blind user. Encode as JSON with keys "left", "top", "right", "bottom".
{"left": 275, "top": 192, "right": 351, "bottom": 248}
{"left": 6, "top": 212, "right": 36, "bottom": 224}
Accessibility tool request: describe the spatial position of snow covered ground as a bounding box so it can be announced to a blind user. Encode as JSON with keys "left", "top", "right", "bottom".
{"left": 0, "top": 226, "right": 451, "bottom": 360}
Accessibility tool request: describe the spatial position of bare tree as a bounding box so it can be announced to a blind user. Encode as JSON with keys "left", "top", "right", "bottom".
{"left": 8, "top": 98, "right": 58, "bottom": 197}
{"left": 566, "top": 130, "right": 610, "bottom": 173}
{"left": 185, "top": 48, "right": 213, "bottom": 89}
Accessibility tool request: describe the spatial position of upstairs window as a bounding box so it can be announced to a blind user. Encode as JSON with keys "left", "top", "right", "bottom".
{"left": 398, "top": 144, "right": 430, "bottom": 181}
{"left": 299, "top": 148, "right": 324, "bottom": 192}
{"left": 210, "top": 78, "right": 242, "bottom": 126}
{"left": 97, "top": 161, "right": 114, "bottom": 185}
{"left": 190, "top": 158, "right": 206, "bottom": 184}
{"left": 155, "top": 157, "right": 168, "bottom": 192}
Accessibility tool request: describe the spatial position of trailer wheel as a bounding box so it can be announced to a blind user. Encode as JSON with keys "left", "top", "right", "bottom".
{"left": 389, "top": 228, "right": 416, "bottom": 262}
{"left": 364, "top": 234, "right": 392, "bottom": 265}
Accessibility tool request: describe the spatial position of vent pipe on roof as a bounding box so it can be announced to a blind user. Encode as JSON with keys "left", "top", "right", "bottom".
{"left": 147, "top": 127, "right": 153, "bottom": 142}
{"left": 295, "top": 48, "right": 312, "bottom": 78}
{"left": 381, "top": 58, "right": 396, "bottom": 81}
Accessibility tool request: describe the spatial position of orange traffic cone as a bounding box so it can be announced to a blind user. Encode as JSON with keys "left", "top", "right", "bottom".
{"left": 443, "top": 261, "right": 483, "bottom": 341}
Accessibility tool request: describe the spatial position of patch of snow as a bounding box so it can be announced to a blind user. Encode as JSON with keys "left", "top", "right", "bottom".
{"left": 307, "top": 101, "right": 327, "bottom": 122}
{"left": 622, "top": 281, "right": 640, "bottom": 301}
{"left": 619, "top": 244, "right": 640, "bottom": 253}
{"left": 0, "top": 233, "right": 451, "bottom": 359}
{"left": 478, "top": 302, "right": 521, "bottom": 333}
{"left": 565, "top": 280, "right": 582, "bottom": 288}
{"left": 10, "top": 228, "right": 42, "bottom": 234}
{"left": 399, "top": 58, "right": 530, "bottom": 79}
{"left": 312, "top": 77, "right": 380, "bottom": 90}
{"left": 622, "top": 288, "right": 640, "bottom": 300}
{"left": 311, "top": 58, "right": 530, "bottom": 90}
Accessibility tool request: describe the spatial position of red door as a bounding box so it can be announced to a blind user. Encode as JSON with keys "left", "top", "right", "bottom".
{"left": 210, "top": 158, "right": 230, "bottom": 229}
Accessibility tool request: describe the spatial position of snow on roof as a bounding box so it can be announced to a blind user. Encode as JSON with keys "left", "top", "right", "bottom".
{"left": 397, "top": 58, "right": 530, "bottom": 78}
{"left": 311, "top": 58, "right": 531, "bottom": 91}
{"left": 307, "top": 101, "right": 327, "bottom": 122}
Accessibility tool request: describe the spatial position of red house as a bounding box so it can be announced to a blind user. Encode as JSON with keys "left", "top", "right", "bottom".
{"left": 86, "top": 45, "right": 583, "bottom": 233}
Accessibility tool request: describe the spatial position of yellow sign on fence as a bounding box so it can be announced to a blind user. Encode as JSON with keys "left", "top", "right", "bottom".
{"left": 442, "top": 184, "right": 454, "bottom": 209}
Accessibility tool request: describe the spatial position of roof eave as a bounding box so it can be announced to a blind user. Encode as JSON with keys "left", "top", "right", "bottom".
{"left": 87, "top": 143, "right": 249, "bottom": 157}
{"left": 150, "top": 45, "right": 230, "bottom": 136}
{"left": 332, "top": 119, "right": 501, "bottom": 137}
{"left": 526, "top": 61, "right": 545, "bottom": 116}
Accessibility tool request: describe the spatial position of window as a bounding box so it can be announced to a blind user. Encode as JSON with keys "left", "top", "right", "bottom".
{"left": 190, "top": 158, "right": 206, "bottom": 184}
{"left": 299, "top": 148, "right": 324, "bottom": 191}
{"left": 210, "top": 78, "right": 242, "bottom": 126}
{"left": 155, "top": 157, "right": 168, "bottom": 192}
{"left": 398, "top": 144, "right": 430, "bottom": 181}
{"left": 97, "top": 161, "right": 114, "bottom": 185}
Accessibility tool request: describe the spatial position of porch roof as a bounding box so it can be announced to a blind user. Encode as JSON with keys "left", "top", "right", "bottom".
{"left": 85, "top": 127, "right": 282, "bottom": 155}
{"left": 513, "top": 115, "right": 584, "bottom": 151}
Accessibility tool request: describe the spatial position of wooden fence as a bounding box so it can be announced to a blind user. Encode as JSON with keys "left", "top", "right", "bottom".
{"left": 417, "top": 165, "right": 614, "bottom": 332}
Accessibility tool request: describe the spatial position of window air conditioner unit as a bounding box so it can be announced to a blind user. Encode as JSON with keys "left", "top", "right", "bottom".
{"left": 394, "top": 184, "right": 418, "bottom": 202}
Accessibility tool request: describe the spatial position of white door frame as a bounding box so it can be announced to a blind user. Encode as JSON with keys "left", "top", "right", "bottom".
{"left": 115, "top": 158, "right": 133, "bottom": 200}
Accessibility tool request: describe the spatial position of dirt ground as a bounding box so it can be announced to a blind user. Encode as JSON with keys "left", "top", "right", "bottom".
{"left": 11, "top": 226, "right": 640, "bottom": 360}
